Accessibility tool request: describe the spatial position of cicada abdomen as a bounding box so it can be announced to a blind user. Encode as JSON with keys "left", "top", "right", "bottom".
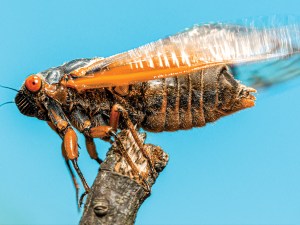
{"left": 140, "top": 65, "right": 256, "bottom": 132}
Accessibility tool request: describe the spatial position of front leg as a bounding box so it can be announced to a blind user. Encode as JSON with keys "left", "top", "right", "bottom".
{"left": 45, "top": 99, "right": 90, "bottom": 206}
{"left": 47, "top": 121, "right": 80, "bottom": 202}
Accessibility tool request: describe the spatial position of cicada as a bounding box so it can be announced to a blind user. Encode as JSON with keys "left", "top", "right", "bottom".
{"left": 9, "top": 20, "right": 300, "bottom": 204}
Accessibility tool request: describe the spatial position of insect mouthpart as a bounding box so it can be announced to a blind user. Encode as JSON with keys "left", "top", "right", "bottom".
{"left": 15, "top": 91, "right": 38, "bottom": 117}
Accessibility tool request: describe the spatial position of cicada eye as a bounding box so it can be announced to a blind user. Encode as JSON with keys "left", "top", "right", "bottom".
{"left": 25, "top": 75, "right": 42, "bottom": 92}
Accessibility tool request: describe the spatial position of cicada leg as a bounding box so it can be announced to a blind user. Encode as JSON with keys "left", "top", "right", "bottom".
{"left": 64, "top": 127, "right": 91, "bottom": 208}
{"left": 65, "top": 160, "right": 80, "bottom": 204}
{"left": 47, "top": 121, "right": 81, "bottom": 204}
{"left": 70, "top": 109, "right": 104, "bottom": 164}
{"left": 86, "top": 124, "right": 150, "bottom": 189}
{"left": 46, "top": 100, "right": 90, "bottom": 208}
{"left": 70, "top": 108, "right": 151, "bottom": 188}
{"left": 85, "top": 136, "right": 103, "bottom": 164}
{"left": 63, "top": 149, "right": 80, "bottom": 205}
{"left": 110, "top": 104, "right": 157, "bottom": 177}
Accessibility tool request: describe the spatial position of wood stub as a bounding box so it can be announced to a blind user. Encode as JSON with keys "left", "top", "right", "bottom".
{"left": 80, "top": 129, "right": 169, "bottom": 225}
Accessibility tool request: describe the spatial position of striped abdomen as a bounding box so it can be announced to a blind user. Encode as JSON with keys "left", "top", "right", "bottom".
{"left": 141, "top": 65, "right": 241, "bottom": 132}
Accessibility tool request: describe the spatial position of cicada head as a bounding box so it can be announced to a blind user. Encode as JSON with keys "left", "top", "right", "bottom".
{"left": 15, "top": 74, "right": 49, "bottom": 120}
{"left": 15, "top": 59, "right": 96, "bottom": 121}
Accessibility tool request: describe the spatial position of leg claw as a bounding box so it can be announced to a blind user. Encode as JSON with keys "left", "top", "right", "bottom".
{"left": 79, "top": 191, "right": 89, "bottom": 208}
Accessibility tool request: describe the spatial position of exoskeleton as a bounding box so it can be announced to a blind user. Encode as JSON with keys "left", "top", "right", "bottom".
{"left": 13, "top": 22, "right": 300, "bottom": 204}
{"left": 15, "top": 57, "right": 255, "bottom": 202}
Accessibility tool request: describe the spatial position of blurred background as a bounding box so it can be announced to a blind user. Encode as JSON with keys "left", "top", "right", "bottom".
{"left": 0, "top": 0, "right": 300, "bottom": 224}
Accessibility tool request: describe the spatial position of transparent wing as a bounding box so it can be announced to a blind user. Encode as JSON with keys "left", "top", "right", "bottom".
{"left": 63, "top": 18, "right": 300, "bottom": 91}
{"left": 233, "top": 54, "right": 300, "bottom": 88}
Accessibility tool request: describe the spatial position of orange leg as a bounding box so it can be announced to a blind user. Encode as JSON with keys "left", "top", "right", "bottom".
{"left": 73, "top": 108, "right": 150, "bottom": 184}
{"left": 61, "top": 142, "right": 80, "bottom": 204}
{"left": 64, "top": 127, "right": 78, "bottom": 160}
{"left": 87, "top": 123, "right": 150, "bottom": 185}
{"left": 63, "top": 127, "right": 90, "bottom": 207}
{"left": 110, "top": 104, "right": 156, "bottom": 176}
{"left": 89, "top": 125, "right": 113, "bottom": 138}
{"left": 48, "top": 121, "right": 81, "bottom": 202}
{"left": 108, "top": 129, "right": 150, "bottom": 190}
{"left": 110, "top": 105, "right": 120, "bottom": 131}
{"left": 46, "top": 100, "right": 90, "bottom": 207}
{"left": 70, "top": 109, "right": 109, "bottom": 164}
{"left": 85, "top": 136, "right": 102, "bottom": 164}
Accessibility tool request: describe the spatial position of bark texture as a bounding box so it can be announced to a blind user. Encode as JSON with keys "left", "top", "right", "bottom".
{"left": 80, "top": 129, "right": 169, "bottom": 225}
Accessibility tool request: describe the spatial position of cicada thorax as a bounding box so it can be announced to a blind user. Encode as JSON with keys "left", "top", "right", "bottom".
{"left": 138, "top": 65, "right": 243, "bottom": 132}
{"left": 64, "top": 88, "right": 113, "bottom": 128}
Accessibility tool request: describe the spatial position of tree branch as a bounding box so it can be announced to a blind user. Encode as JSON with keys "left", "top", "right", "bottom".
{"left": 79, "top": 129, "right": 169, "bottom": 225}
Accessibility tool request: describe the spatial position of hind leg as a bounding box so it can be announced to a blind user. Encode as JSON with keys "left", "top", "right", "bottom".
{"left": 109, "top": 104, "right": 157, "bottom": 177}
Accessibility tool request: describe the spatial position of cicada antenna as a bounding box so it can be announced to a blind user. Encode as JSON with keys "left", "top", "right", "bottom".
{"left": 0, "top": 101, "right": 15, "bottom": 108}
{"left": 0, "top": 84, "right": 19, "bottom": 92}
{"left": 0, "top": 85, "right": 18, "bottom": 108}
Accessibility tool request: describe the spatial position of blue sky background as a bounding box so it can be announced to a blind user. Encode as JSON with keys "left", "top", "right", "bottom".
{"left": 0, "top": 0, "right": 300, "bottom": 224}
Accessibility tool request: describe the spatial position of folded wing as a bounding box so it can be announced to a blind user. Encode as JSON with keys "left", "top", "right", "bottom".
{"left": 63, "top": 22, "right": 300, "bottom": 91}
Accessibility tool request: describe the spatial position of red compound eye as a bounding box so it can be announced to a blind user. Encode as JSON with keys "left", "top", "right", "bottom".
{"left": 25, "top": 75, "right": 42, "bottom": 92}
